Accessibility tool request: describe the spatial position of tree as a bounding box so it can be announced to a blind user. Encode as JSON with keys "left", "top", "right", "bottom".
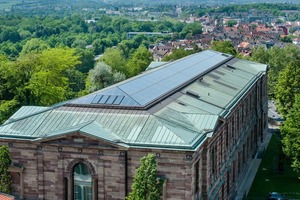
{"left": 126, "top": 45, "right": 152, "bottom": 77}
{"left": 21, "top": 38, "right": 50, "bottom": 55}
{"left": 0, "top": 28, "right": 21, "bottom": 43}
{"left": 0, "top": 145, "right": 12, "bottom": 194}
{"left": 0, "top": 100, "right": 19, "bottom": 124}
{"left": 280, "top": 36, "right": 292, "bottom": 43}
{"left": 275, "top": 62, "right": 300, "bottom": 117}
{"left": 86, "top": 62, "right": 126, "bottom": 92}
{"left": 251, "top": 44, "right": 300, "bottom": 98}
{"left": 15, "top": 48, "right": 80, "bottom": 106}
{"left": 75, "top": 48, "right": 95, "bottom": 73}
{"left": 226, "top": 20, "right": 238, "bottom": 27}
{"left": 127, "top": 154, "right": 163, "bottom": 200}
{"left": 289, "top": 27, "right": 297, "bottom": 34}
{"left": 250, "top": 46, "right": 269, "bottom": 66}
{"left": 162, "top": 47, "right": 194, "bottom": 61}
{"left": 211, "top": 41, "right": 237, "bottom": 55}
{"left": 281, "top": 94, "right": 300, "bottom": 174}
{"left": 65, "top": 68, "right": 86, "bottom": 99}
{"left": 25, "top": 48, "right": 80, "bottom": 105}
{"left": 100, "top": 47, "right": 127, "bottom": 74}
{"left": 179, "top": 23, "right": 202, "bottom": 39}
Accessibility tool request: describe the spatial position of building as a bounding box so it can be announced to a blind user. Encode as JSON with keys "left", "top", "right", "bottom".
{"left": 127, "top": 32, "right": 172, "bottom": 39}
{"left": 0, "top": 50, "right": 268, "bottom": 200}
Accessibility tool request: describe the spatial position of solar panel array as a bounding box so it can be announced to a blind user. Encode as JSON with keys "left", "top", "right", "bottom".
{"left": 69, "top": 50, "right": 231, "bottom": 108}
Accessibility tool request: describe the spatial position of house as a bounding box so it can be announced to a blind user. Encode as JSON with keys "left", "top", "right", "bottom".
{"left": 237, "top": 41, "right": 252, "bottom": 52}
{"left": 292, "top": 38, "right": 300, "bottom": 45}
{"left": 0, "top": 50, "right": 268, "bottom": 200}
{"left": 149, "top": 43, "right": 174, "bottom": 61}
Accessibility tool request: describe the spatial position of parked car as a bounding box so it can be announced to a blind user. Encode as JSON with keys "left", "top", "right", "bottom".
{"left": 268, "top": 192, "right": 284, "bottom": 200}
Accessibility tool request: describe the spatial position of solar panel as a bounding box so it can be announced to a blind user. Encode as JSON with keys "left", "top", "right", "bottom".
{"left": 106, "top": 95, "right": 117, "bottom": 104}
{"left": 91, "top": 95, "right": 102, "bottom": 104}
{"left": 68, "top": 50, "right": 232, "bottom": 108}
{"left": 113, "top": 96, "right": 124, "bottom": 105}
{"left": 98, "top": 95, "right": 109, "bottom": 104}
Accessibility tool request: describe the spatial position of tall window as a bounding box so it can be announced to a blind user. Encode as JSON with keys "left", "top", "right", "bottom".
{"left": 211, "top": 147, "right": 217, "bottom": 176}
{"left": 211, "top": 149, "right": 215, "bottom": 175}
{"left": 195, "top": 160, "right": 199, "bottom": 193}
{"left": 73, "top": 163, "right": 92, "bottom": 200}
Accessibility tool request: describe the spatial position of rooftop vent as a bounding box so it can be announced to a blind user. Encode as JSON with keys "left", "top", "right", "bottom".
{"left": 226, "top": 64, "right": 236, "bottom": 70}
{"left": 186, "top": 90, "right": 200, "bottom": 98}
{"left": 177, "top": 101, "right": 187, "bottom": 106}
{"left": 221, "top": 53, "right": 230, "bottom": 57}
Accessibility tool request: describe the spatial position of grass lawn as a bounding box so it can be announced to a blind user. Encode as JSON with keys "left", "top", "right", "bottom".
{"left": 247, "top": 134, "right": 300, "bottom": 199}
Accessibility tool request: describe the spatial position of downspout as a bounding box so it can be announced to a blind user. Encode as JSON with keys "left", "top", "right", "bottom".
{"left": 125, "top": 151, "right": 128, "bottom": 197}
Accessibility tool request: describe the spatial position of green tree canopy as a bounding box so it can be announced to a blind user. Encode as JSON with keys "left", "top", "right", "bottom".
{"left": 251, "top": 45, "right": 300, "bottom": 98}
{"left": 75, "top": 48, "right": 95, "bottom": 73}
{"left": 275, "top": 62, "right": 300, "bottom": 117}
{"left": 179, "top": 23, "right": 202, "bottom": 39}
{"left": 126, "top": 45, "right": 152, "bottom": 77}
{"left": 281, "top": 94, "right": 300, "bottom": 174}
{"left": 127, "top": 154, "right": 163, "bottom": 200}
{"left": 100, "top": 47, "right": 128, "bottom": 75}
{"left": 211, "top": 41, "right": 237, "bottom": 55}
{"left": 162, "top": 47, "right": 197, "bottom": 61}
{"left": 226, "top": 20, "right": 238, "bottom": 27}
{"left": 23, "top": 48, "right": 80, "bottom": 105}
{"left": 21, "top": 38, "right": 50, "bottom": 55}
{"left": 0, "top": 145, "right": 12, "bottom": 194}
{"left": 3, "top": 47, "right": 81, "bottom": 107}
{"left": 86, "top": 62, "right": 126, "bottom": 92}
{"left": 0, "top": 100, "right": 19, "bottom": 124}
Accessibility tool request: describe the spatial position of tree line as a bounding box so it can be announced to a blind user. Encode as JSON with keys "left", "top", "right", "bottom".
{"left": 194, "top": 3, "right": 300, "bottom": 20}
{"left": 250, "top": 44, "right": 300, "bottom": 175}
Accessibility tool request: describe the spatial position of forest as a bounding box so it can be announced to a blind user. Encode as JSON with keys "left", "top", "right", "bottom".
{"left": 0, "top": 13, "right": 202, "bottom": 123}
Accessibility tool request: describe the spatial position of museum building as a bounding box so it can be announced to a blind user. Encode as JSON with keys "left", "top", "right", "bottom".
{"left": 0, "top": 50, "right": 268, "bottom": 200}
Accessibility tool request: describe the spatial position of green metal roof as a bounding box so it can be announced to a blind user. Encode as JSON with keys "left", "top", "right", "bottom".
{"left": 0, "top": 50, "right": 267, "bottom": 151}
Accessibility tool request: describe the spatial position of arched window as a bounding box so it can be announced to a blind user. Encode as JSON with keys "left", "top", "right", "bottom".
{"left": 73, "top": 163, "right": 92, "bottom": 200}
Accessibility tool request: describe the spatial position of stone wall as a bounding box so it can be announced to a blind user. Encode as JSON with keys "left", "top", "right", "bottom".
{"left": 1, "top": 137, "right": 201, "bottom": 200}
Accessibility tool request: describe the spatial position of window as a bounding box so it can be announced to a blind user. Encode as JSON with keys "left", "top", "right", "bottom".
{"left": 211, "top": 149, "right": 215, "bottom": 175}
{"left": 232, "top": 161, "right": 236, "bottom": 183}
{"left": 226, "top": 172, "right": 230, "bottom": 194}
{"left": 73, "top": 163, "right": 92, "bottom": 200}
{"left": 195, "top": 160, "right": 199, "bottom": 193}
{"left": 238, "top": 152, "right": 241, "bottom": 175}
{"left": 226, "top": 124, "right": 229, "bottom": 148}
{"left": 243, "top": 144, "right": 246, "bottom": 164}
{"left": 211, "top": 147, "right": 217, "bottom": 175}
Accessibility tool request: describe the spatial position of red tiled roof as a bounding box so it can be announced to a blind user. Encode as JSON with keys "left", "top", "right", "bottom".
{"left": 238, "top": 42, "right": 250, "bottom": 48}
{"left": 0, "top": 193, "right": 14, "bottom": 200}
{"left": 256, "top": 26, "right": 271, "bottom": 32}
